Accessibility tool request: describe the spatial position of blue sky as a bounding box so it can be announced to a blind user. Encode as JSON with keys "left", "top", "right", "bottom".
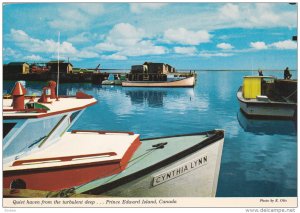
{"left": 3, "top": 3, "right": 298, "bottom": 70}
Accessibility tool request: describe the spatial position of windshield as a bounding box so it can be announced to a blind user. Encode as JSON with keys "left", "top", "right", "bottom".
{"left": 3, "top": 115, "right": 64, "bottom": 159}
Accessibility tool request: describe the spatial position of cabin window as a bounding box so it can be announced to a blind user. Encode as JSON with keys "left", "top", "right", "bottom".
{"left": 3, "top": 123, "right": 16, "bottom": 138}
{"left": 3, "top": 115, "right": 64, "bottom": 159}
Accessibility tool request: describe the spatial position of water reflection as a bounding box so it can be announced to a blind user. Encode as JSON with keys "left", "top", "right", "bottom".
{"left": 125, "top": 90, "right": 167, "bottom": 107}
{"left": 3, "top": 72, "right": 297, "bottom": 197}
{"left": 237, "top": 110, "right": 296, "bottom": 136}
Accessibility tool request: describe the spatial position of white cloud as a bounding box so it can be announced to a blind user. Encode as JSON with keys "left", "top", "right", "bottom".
{"left": 217, "top": 43, "right": 234, "bottom": 50}
{"left": 10, "top": 29, "right": 77, "bottom": 54}
{"left": 219, "top": 3, "right": 240, "bottom": 20}
{"left": 163, "top": 28, "right": 212, "bottom": 45}
{"left": 9, "top": 29, "right": 100, "bottom": 62}
{"left": 3, "top": 47, "right": 21, "bottom": 58}
{"left": 95, "top": 42, "right": 121, "bottom": 52}
{"left": 121, "top": 40, "right": 166, "bottom": 57}
{"left": 128, "top": 3, "right": 296, "bottom": 36}
{"left": 102, "top": 54, "right": 127, "bottom": 60}
{"left": 67, "top": 32, "right": 103, "bottom": 44}
{"left": 77, "top": 3, "right": 104, "bottom": 15}
{"left": 3, "top": 47, "right": 23, "bottom": 61}
{"left": 174, "top": 46, "right": 197, "bottom": 55}
{"left": 249, "top": 40, "right": 297, "bottom": 50}
{"left": 199, "top": 52, "right": 234, "bottom": 58}
{"left": 129, "top": 3, "right": 167, "bottom": 13}
{"left": 48, "top": 4, "right": 104, "bottom": 31}
{"left": 76, "top": 50, "right": 100, "bottom": 58}
{"left": 95, "top": 23, "right": 167, "bottom": 59}
{"left": 106, "top": 23, "right": 146, "bottom": 46}
{"left": 250, "top": 41, "right": 268, "bottom": 50}
{"left": 270, "top": 40, "right": 297, "bottom": 50}
{"left": 215, "top": 3, "right": 296, "bottom": 29}
{"left": 23, "top": 54, "right": 44, "bottom": 61}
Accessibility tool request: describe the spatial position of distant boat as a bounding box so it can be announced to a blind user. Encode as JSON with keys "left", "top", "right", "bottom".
{"left": 102, "top": 74, "right": 125, "bottom": 85}
{"left": 237, "top": 76, "right": 297, "bottom": 120}
{"left": 122, "top": 76, "right": 195, "bottom": 87}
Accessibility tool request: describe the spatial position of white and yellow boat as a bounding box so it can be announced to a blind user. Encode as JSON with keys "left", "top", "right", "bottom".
{"left": 237, "top": 76, "right": 297, "bottom": 120}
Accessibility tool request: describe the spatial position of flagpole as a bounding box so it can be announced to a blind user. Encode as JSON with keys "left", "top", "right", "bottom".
{"left": 56, "top": 32, "right": 60, "bottom": 99}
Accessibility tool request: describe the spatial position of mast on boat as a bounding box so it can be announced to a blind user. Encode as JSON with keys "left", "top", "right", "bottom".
{"left": 56, "top": 32, "right": 60, "bottom": 99}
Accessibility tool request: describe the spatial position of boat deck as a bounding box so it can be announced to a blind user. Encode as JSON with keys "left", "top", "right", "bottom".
{"left": 3, "top": 97, "right": 97, "bottom": 119}
{"left": 4, "top": 131, "right": 140, "bottom": 171}
{"left": 237, "top": 87, "right": 295, "bottom": 105}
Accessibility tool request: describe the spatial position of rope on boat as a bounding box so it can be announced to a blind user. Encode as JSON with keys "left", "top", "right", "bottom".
{"left": 46, "top": 142, "right": 167, "bottom": 197}
{"left": 57, "top": 142, "right": 168, "bottom": 197}
{"left": 285, "top": 90, "right": 297, "bottom": 99}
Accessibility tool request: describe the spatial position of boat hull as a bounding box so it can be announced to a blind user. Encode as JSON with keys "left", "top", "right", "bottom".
{"left": 3, "top": 132, "right": 141, "bottom": 191}
{"left": 3, "top": 162, "right": 122, "bottom": 191}
{"left": 237, "top": 88, "right": 296, "bottom": 120}
{"left": 122, "top": 76, "right": 195, "bottom": 87}
{"left": 100, "top": 138, "right": 223, "bottom": 197}
{"left": 4, "top": 130, "right": 224, "bottom": 197}
{"left": 79, "top": 131, "right": 224, "bottom": 197}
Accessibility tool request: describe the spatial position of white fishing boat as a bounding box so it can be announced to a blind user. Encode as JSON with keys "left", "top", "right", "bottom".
{"left": 75, "top": 130, "right": 224, "bottom": 197}
{"left": 122, "top": 76, "right": 195, "bottom": 87}
{"left": 237, "top": 76, "right": 297, "bottom": 120}
{"left": 3, "top": 81, "right": 224, "bottom": 197}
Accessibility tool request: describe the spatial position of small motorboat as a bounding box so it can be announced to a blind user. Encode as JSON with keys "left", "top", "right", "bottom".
{"left": 122, "top": 76, "right": 195, "bottom": 87}
{"left": 102, "top": 74, "right": 124, "bottom": 85}
{"left": 237, "top": 76, "right": 297, "bottom": 120}
{"left": 3, "top": 81, "right": 224, "bottom": 197}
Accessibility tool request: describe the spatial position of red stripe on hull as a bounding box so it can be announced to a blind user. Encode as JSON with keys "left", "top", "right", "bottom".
{"left": 120, "top": 136, "right": 141, "bottom": 170}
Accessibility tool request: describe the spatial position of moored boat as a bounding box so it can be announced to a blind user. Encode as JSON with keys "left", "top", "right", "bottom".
{"left": 102, "top": 74, "right": 125, "bottom": 85}
{"left": 122, "top": 76, "right": 195, "bottom": 87}
{"left": 74, "top": 130, "right": 224, "bottom": 197}
{"left": 237, "top": 76, "right": 297, "bottom": 120}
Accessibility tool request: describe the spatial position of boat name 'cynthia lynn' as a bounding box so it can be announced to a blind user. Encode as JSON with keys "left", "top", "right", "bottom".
{"left": 152, "top": 155, "right": 208, "bottom": 186}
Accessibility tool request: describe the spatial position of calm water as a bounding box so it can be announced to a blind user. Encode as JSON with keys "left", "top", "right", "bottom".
{"left": 3, "top": 71, "right": 297, "bottom": 197}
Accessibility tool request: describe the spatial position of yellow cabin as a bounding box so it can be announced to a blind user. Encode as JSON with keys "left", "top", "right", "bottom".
{"left": 243, "top": 76, "right": 261, "bottom": 99}
{"left": 242, "top": 76, "right": 275, "bottom": 99}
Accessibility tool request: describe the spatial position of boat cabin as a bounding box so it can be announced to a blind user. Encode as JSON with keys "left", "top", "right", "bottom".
{"left": 242, "top": 76, "right": 297, "bottom": 103}
{"left": 3, "top": 81, "right": 97, "bottom": 164}
{"left": 242, "top": 76, "right": 275, "bottom": 99}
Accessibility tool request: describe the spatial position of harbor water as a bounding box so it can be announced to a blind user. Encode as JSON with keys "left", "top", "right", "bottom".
{"left": 3, "top": 70, "right": 297, "bottom": 197}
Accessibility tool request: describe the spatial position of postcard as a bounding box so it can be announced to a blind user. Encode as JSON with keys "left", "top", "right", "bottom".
{"left": 2, "top": 2, "right": 298, "bottom": 211}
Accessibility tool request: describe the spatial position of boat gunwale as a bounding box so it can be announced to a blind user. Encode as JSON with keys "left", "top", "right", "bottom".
{"left": 236, "top": 86, "right": 297, "bottom": 106}
{"left": 3, "top": 101, "right": 97, "bottom": 120}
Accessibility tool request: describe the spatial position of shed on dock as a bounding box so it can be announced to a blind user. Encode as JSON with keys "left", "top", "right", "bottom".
{"left": 128, "top": 62, "right": 176, "bottom": 81}
{"left": 143, "top": 62, "right": 169, "bottom": 74}
{"left": 4, "top": 62, "right": 30, "bottom": 74}
{"left": 47, "top": 60, "right": 73, "bottom": 74}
